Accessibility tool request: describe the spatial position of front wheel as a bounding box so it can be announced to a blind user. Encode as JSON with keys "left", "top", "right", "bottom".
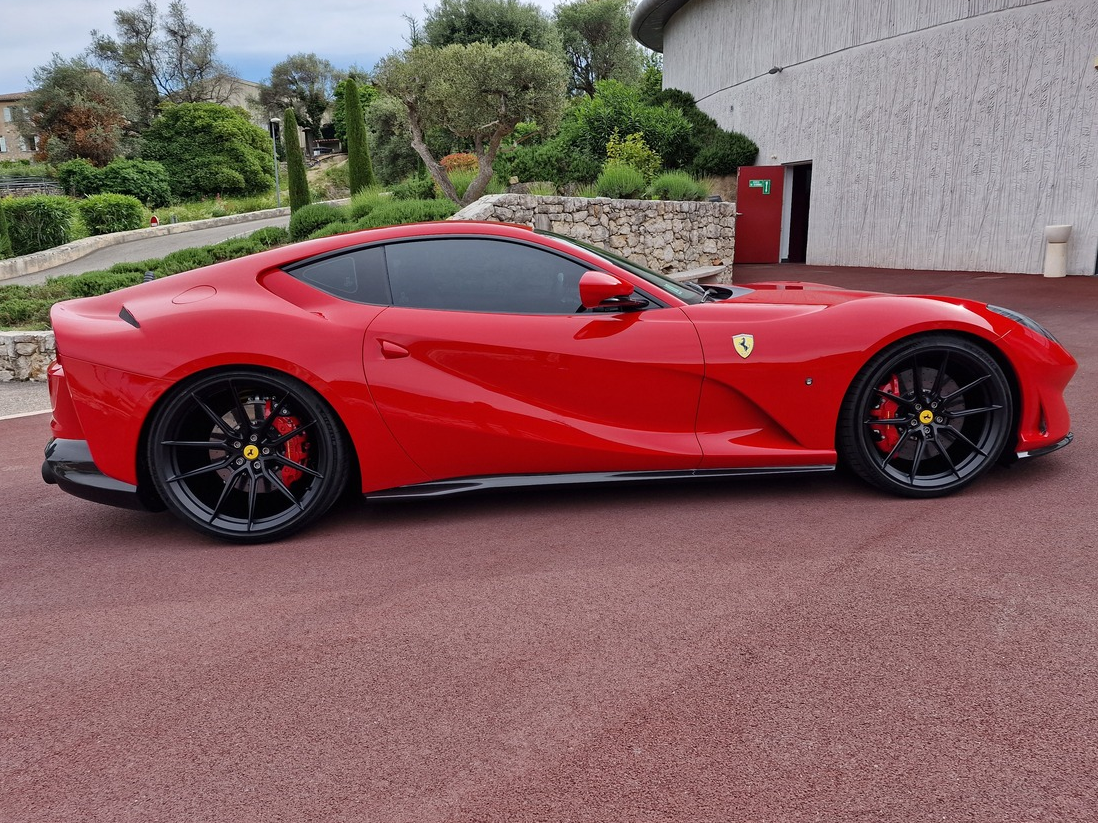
{"left": 838, "top": 335, "right": 1013, "bottom": 497}
{"left": 148, "top": 369, "right": 349, "bottom": 542}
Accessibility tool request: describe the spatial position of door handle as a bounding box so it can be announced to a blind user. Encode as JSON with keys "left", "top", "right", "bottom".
{"left": 379, "top": 340, "right": 410, "bottom": 359}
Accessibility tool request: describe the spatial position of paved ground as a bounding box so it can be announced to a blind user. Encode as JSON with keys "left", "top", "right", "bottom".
{"left": 2, "top": 265, "right": 1096, "bottom": 822}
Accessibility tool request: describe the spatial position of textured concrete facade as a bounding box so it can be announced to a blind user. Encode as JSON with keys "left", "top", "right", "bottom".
{"left": 635, "top": 0, "right": 1098, "bottom": 275}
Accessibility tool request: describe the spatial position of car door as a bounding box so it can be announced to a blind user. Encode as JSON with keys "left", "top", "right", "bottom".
{"left": 362, "top": 236, "right": 706, "bottom": 481}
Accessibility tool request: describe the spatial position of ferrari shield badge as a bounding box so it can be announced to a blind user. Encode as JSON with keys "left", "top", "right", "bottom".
{"left": 733, "top": 333, "right": 755, "bottom": 359}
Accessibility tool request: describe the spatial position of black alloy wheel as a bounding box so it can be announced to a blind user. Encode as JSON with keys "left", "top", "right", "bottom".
{"left": 149, "top": 370, "right": 349, "bottom": 542}
{"left": 839, "top": 335, "right": 1012, "bottom": 497}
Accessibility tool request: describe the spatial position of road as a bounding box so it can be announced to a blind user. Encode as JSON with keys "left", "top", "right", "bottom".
{"left": 1, "top": 266, "right": 1096, "bottom": 822}
{"left": 3, "top": 214, "right": 290, "bottom": 286}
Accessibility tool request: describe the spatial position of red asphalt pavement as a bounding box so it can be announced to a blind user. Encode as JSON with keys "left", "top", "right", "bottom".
{"left": 1, "top": 265, "right": 1096, "bottom": 822}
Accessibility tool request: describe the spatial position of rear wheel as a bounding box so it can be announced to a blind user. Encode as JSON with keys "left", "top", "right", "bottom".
{"left": 839, "top": 335, "right": 1012, "bottom": 497}
{"left": 149, "top": 370, "right": 349, "bottom": 542}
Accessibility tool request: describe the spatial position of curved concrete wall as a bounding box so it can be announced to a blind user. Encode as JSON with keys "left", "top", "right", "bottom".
{"left": 648, "top": 0, "right": 1098, "bottom": 274}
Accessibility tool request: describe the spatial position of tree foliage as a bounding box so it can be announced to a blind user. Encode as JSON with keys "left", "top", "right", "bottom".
{"left": 342, "top": 77, "right": 376, "bottom": 195}
{"left": 364, "top": 96, "right": 420, "bottom": 185}
{"left": 376, "top": 41, "right": 568, "bottom": 205}
{"left": 141, "top": 103, "right": 273, "bottom": 199}
{"left": 332, "top": 76, "right": 378, "bottom": 143}
{"left": 554, "top": 0, "right": 643, "bottom": 97}
{"left": 89, "top": 0, "right": 239, "bottom": 129}
{"left": 258, "top": 54, "right": 339, "bottom": 137}
{"left": 21, "top": 56, "right": 136, "bottom": 166}
{"left": 282, "top": 108, "right": 311, "bottom": 211}
{"left": 422, "top": 0, "right": 559, "bottom": 51}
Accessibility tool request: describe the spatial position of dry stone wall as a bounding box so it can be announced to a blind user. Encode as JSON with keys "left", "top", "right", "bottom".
{"left": 452, "top": 194, "right": 736, "bottom": 278}
{"left": 1, "top": 331, "right": 55, "bottom": 382}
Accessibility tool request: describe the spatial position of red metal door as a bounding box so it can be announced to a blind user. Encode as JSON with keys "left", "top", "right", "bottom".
{"left": 734, "top": 166, "right": 785, "bottom": 263}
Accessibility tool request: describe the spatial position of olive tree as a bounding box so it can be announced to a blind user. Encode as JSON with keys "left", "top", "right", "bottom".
{"left": 375, "top": 41, "right": 567, "bottom": 205}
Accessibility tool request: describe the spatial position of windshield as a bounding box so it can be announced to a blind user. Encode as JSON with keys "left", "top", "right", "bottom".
{"left": 540, "top": 231, "right": 707, "bottom": 305}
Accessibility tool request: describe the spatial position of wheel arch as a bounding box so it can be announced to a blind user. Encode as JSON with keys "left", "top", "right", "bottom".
{"left": 136, "top": 363, "right": 362, "bottom": 510}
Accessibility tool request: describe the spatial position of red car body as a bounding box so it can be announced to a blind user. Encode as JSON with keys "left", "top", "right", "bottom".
{"left": 42, "top": 221, "right": 1076, "bottom": 541}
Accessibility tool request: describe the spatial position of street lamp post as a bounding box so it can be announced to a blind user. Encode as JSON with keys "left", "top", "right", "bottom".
{"left": 269, "top": 117, "right": 282, "bottom": 208}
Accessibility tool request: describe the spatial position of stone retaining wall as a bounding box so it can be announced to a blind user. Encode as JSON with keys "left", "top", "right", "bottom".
{"left": 452, "top": 194, "right": 736, "bottom": 280}
{"left": 1, "top": 331, "right": 55, "bottom": 382}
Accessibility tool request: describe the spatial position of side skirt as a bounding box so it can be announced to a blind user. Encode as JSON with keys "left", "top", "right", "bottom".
{"left": 365, "top": 464, "right": 836, "bottom": 501}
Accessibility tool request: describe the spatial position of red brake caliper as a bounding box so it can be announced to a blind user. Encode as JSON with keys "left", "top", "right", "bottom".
{"left": 868, "top": 375, "right": 902, "bottom": 454}
{"left": 267, "top": 402, "right": 308, "bottom": 485}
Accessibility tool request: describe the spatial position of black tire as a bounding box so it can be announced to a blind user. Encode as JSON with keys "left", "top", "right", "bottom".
{"left": 838, "top": 335, "right": 1012, "bottom": 497}
{"left": 148, "top": 369, "right": 349, "bottom": 542}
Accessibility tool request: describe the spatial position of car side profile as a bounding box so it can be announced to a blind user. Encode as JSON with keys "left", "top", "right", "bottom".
{"left": 42, "top": 221, "right": 1076, "bottom": 542}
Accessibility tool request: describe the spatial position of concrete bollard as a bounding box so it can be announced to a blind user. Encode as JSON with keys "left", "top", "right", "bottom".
{"left": 1043, "top": 225, "right": 1072, "bottom": 278}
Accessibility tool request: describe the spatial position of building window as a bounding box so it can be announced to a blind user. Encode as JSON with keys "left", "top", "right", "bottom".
{"left": 2, "top": 107, "right": 12, "bottom": 123}
{"left": 0, "top": 136, "right": 7, "bottom": 153}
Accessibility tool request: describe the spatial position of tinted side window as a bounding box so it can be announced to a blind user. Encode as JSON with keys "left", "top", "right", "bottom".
{"left": 384, "top": 238, "right": 589, "bottom": 314}
{"left": 288, "top": 246, "right": 390, "bottom": 305}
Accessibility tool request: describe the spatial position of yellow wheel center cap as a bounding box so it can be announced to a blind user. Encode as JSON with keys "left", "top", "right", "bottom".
{"left": 243, "top": 445, "right": 260, "bottom": 460}
{"left": 919, "top": 410, "right": 935, "bottom": 425}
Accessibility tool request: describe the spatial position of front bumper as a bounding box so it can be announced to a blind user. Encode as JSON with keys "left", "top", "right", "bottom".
{"left": 1016, "top": 432, "right": 1073, "bottom": 460}
{"left": 42, "top": 438, "right": 159, "bottom": 511}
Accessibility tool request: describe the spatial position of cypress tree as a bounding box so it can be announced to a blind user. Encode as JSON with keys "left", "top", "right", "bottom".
{"left": 344, "top": 77, "right": 376, "bottom": 194}
{"left": 283, "top": 108, "right": 311, "bottom": 212}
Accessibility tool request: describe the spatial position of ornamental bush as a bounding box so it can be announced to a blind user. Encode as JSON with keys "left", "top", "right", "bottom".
{"left": 77, "top": 193, "right": 144, "bottom": 235}
{"left": 142, "top": 103, "right": 274, "bottom": 200}
{"left": 692, "top": 130, "right": 759, "bottom": 176}
{"left": 67, "top": 270, "right": 145, "bottom": 298}
{"left": 4, "top": 195, "right": 76, "bottom": 255}
{"left": 594, "top": 163, "right": 645, "bottom": 199}
{"left": 645, "top": 171, "right": 710, "bottom": 201}
{"left": 57, "top": 159, "right": 102, "bottom": 196}
{"left": 605, "top": 132, "right": 661, "bottom": 181}
{"left": 99, "top": 159, "right": 173, "bottom": 207}
{"left": 354, "top": 199, "right": 457, "bottom": 229}
{"left": 289, "top": 202, "right": 349, "bottom": 241}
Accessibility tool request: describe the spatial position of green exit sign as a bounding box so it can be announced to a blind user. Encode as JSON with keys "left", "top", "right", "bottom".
{"left": 748, "top": 179, "right": 772, "bottom": 194}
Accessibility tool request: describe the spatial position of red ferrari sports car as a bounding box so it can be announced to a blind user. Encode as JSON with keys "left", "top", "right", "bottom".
{"left": 42, "top": 220, "right": 1076, "bottom": 542}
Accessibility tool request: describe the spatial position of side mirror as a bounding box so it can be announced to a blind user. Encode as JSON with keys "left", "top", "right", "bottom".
{"left": 578, "top": 271, "right": 648, "bottom": 310}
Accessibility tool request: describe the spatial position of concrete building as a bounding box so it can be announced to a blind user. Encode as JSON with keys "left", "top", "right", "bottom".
{"left": 632, "top": 0, "right": 1098, "bottom": 275}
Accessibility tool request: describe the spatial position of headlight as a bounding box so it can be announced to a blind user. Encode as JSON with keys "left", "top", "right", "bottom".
{"left": 986, "top": 304, "right": 1060, "bottom": 343}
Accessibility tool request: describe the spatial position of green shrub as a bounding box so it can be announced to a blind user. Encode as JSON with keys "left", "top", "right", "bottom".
{"left": 109, "top": 259, "right": 161, "bottom": 274}
{"left": 390, "top": 173, "right": 437, "bottom": 201}
{"left": 499, "top": 135, "right": 602, "bottom": 186}
{"left": 692, "top": 131, "right": 759, "bottom": 176}
{"left": 250, "top": 226, "right": 290, "bottom": 247}
{"left": 4, "top": 196, "right": 76, "bottom": 255}
{"left": 595, "top": 163, "right": 646, "bottom": 199}
{"left": 308, "top": 221, "right": 358, "bottom": 239}
{"left": 0, "top": 199, "right": 12, "bottom": 258}
{"left": 289, "top": 202, "right": 348, "bottom": 241}
{"left": 77, "top": 193, "right": 145, "bottom": 235}
{"left": 57, "top": 159, "right": 101, "bottom": 196}
{"left": 605, "top": 132, "right": 661, "bottom": 181}
{"left": 67, "top": 270, "right": 145, "bottom": 298}
{"left": 160, "top": 247, "right": 217, "bottom": 275}
{"left": 645, "top": 171, "right": 710, "bottom": 201}
{"left": 349, "top": 187, "right": 388, "bottom": 220}
{"left": 100, "top": 159, "right": 173, "bottom": 208}
{"left": 355, "top": 199, "right": 457, "bottom": 229}
{"left": 208, "top": 237, "right": 263, "bottom": 261}
{"left": 0, "top": 297, "right": 53, "bottom": 329}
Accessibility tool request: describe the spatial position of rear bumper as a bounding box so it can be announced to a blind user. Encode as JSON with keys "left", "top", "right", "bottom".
{"left": 42, "top": 438, "right": 158, "bottom": 511}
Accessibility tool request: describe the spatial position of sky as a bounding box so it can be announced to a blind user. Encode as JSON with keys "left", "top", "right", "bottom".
{"left": 0, "top": 0, "right": 565, "bottom": 93}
